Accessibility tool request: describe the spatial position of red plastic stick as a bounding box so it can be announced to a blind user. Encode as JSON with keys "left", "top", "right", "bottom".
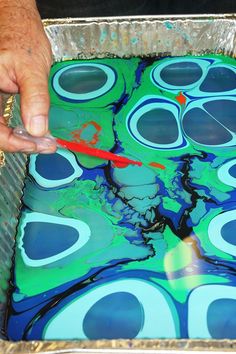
{"left": 56, "top": 138, "right": 142, "bottom": 167}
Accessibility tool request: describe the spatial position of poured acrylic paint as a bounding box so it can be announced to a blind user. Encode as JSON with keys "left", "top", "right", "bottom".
{"left": 6, "top": 55, "right": 236, "bottom": 341}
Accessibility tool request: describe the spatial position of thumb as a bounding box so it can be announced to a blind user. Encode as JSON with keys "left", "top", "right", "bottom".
{"left": 18, "top": 68, "right": 50, "bottom": 137}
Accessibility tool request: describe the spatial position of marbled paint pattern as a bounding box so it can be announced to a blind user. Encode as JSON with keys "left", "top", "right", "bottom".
{"left": 6, "top": 55, "right": 236, "bottom": 340}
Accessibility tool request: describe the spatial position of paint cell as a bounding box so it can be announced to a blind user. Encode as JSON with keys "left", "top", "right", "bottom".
{"left": 136, "top": 108, "right": 179, "bottom": 144}
{"left": 182, "top": 107, "right": 232, "bottom": 145}
{"left": 207, "top": 298, "right": 236, "bottom": 339}
{"left": 23, "top": 222, "right": 79, "bottom": 260}
{"left": 83, "top": 292, "right": 144, "bottom": 339}
{"left": 188, "top": 285, "right": 236, "bottom": 339}
{"left": 44, "top": 279, "right": 178, "bottom": 340}
{"left": 229, "top": 165, "right": 236, "bottom": 178}
{"left": 18, "top": 212, "right": 91, "bottom": 267}
{"left": 52, "top": 63, "right": 116, "bottom": 102}
{"left": 200, "top": 67, "right": 236, "bottom": 92}
{"left": 182, "top": 97, "right": 236, "bottom": 147}
{"left": 203, "top": 99, "right": 236, "bottom": 133}
{"left": 160, "top": 61, "right": 202, "bottom": 86}
{"left": 151, "top": 57, "right": 210, "bottom": 92}
{"left": 58, "top": 65, "right": 108, "bottom": 94}
{"left": 35, "top": 153, "right": 74, "bottom": 180}
{"left": 29, "top": 150, "right": 83, "bottom": 188}
{"left": 208, "top": 210, "right": 236, "bottom": 256}
{"left": 221, "top": 220, "right": 236, "bottom": 246}
{"left": 126, "top": 96, "right": 183, "bottom": 149}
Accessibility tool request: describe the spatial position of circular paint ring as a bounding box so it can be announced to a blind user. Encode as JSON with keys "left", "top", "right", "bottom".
{"left": 187, "top": 63, "right": 236, "bottom": 98}
{"left": 208, "top": 210, "right": 236, "bottom": 256}
{"left": 44, "top": 279, "right": 178, "bottom": 339}
{"left": 182, "top": 97, "right": 236, "bottom": 147}
{"left": 18, "top": 212, "right": 91, "bottom": 267}
{"left": 52, "top": 63, "right": 116, "bottom": 101}
{"left": 126, "top": 95, "right": 184, "bottom": 150}
{"left": 29, "top": 149, "right": 83, "bottom": 188}
{"left": 151, "top": 58, "right": 210, "bottom": 91}
{"left": 188, "top": 284, "right": 236, "bottom": 338}
{"left": 217, "top": 159, "right": 236, "bottom": 188}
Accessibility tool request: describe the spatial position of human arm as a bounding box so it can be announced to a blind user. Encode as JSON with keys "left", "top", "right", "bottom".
{"left": 0, "top": 0, "right": 56, "bottom": 153}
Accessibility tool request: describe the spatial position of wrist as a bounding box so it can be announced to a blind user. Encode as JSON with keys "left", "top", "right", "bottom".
{"left": 0, "top": 0, "right": 38, "bottom": 12}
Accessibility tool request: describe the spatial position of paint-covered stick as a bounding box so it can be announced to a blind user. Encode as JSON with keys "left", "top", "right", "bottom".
{"left": 13, "top": 126, "right": 142, "bottom": 167}
{"left": 56, "top": 138, "right": 142, "bottom": 166}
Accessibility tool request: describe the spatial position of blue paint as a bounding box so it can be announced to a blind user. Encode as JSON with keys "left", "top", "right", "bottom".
{"left": 59, "top": 66, "right": 107, "bottom": 94}
{"left": 135, "top": 60, "right": 148, "bottom": 86}
{"left": 207, "top": 299, "right": 236, "bottom": 339}
{"left": 229, "top": 164, "right": 236, "bottom": 178}
{"left": 200, "top": 67, "right": 236, "bottom": 92}
{"left": 203, "top": 100, "right": 236, "bottom": 133}
{"left": 221, "top": 220, "right": 236, "bottom": 246}
{"left": 160, "top": 62, "right": 202, "bottom": 86}
{"left": 183, "top": 108, "right": 232, "bottom": 145}
{"left": 82, "top": 292, "right": 144, "bottom": 339}
{"left": 137, "top": 108, "right": 178, "bottom": 144}
{"left": 7, "top": 55, "right": 236, "bottom": 341}
{"left": 35, "top": 153, "right": 75, "bottom": 180}
{"left": 23, "top": 222, "right": 79, "bottom": 259}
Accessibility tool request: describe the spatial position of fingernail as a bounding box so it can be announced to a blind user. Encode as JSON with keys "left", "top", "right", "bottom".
{"left": 29, "top": 115, "right": 47, "bottom": 136}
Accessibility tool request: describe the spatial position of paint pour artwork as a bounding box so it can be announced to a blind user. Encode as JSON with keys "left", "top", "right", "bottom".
{"left": 7, "top": 55, "right": 236, "bottom": 340}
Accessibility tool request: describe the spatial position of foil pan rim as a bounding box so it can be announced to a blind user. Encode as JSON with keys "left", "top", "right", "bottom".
{"left": 42, "top": 13, "right": 236, "bottom": 25}
{"left": 1, "top": 339, "right": 236, "bottom": 353}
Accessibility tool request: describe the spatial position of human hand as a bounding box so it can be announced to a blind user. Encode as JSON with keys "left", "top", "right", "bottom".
{"left": 0, "top": 1, "right": 56, "bottom": 153}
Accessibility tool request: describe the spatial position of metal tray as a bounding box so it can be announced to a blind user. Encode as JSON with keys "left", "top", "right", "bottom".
{"left": 0, "top": 14, "right": 236, "bottom": 354}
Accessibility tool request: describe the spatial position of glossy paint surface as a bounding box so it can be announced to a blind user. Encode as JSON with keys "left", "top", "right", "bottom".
{"left": 7, "top": 55, "right": 236, "bottom": 340}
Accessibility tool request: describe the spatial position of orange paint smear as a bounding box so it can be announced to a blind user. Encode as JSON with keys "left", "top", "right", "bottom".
{"left": 149, "top": 162, "right": 166, "bottom": 170}
{"left": 112, "top": 161, "right": 130, "bottom": 168}
{"left": 71, "top": 121, "right": 102, "bottom": 146}
{"left": 175, "top": 92, "right": 187, "bottom": 105}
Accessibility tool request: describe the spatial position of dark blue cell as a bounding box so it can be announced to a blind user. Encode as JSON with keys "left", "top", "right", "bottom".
{"left": 35, "top": 153, "right": 74, "bottom": 180}
{"left": 58, "top": 66, "right": 107, "bottom": 94}
{"left": 203, "top": 100, "right": 236, "bottom": 133}
{"left": 83, "top": 292, "right": 144, "bottom": 339}
{"left": 160, "top": 62, "right": 202, "bottom": 86}
{"left": 207, "top": 298, "right": 236, "bottom": 339}
{"left": 23, "top": 222, "right": 79, "bottom": 259}
{"left": 183, "top": 107, "right": 232, "bottom": 145}
{"left": 200, "top": 67, "right": 236, "bottom": 92}
{"left": 137, "top": 108, "right": 178, "bottom": 144}
{"left": 221, "top": 220, "right": 236, "bottom": 246}
{"left": 229, "top": 164, "right": 236, "bottom": 178}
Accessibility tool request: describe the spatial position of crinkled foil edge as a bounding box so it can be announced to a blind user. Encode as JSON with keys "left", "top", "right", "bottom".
{"left": 1, "top": 339, "right": 236, "bottom": 354}
{"left": 43, "top": 14, "right": 236, "bottom": 61}
{"left": 0, "top": 95, "right": 14, "bottom": 168}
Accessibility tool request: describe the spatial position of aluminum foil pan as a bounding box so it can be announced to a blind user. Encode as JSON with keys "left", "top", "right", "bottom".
{"left": 0, "top": 14, "right": 236, "bottom": 353}
{"left": 44, "top": 14, "right": 236, "bottom": 60}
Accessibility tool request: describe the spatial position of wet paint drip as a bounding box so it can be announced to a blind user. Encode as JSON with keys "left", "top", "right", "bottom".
{"left": 7, "top": 54, "right": 236, "bottom": 341}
